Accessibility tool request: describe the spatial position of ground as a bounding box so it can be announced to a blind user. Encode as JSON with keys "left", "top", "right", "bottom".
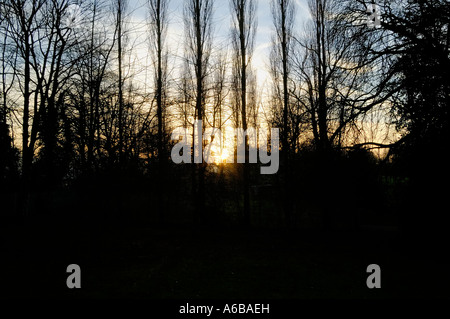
{"left": 1, "top": 216, "right": 448, "bottom": 300}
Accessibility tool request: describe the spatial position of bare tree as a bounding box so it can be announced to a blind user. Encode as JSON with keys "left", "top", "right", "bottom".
{"left": 0, "top": 4, "right": 16, "bottom": 133}
{"left": 81, "top": 0, "right": 115, "bottom": 171}
{"left": 148, "top": 0, "right": 170, "bottom": 163}
{"left": 0, "top": 3, "right": 19, "bottom": 184}
{"left": 2, "top": 0, "right": 87, "bottom": 182}
{"left": 270, "top": 0, "right": 299, "bottom": 226}
{"left": 114, "top": 0, "right": 127, "bottom": 165}
{"left": 288, "top": 0, "right": 401, "bottom": 229}
{"left": 1, "top": 0, "right": 44, "bottom": 183}
{"left": 270, "top": 0, "right": 295, "bottom": 156}
{"left": 206, "top": 50, "right": 229, "bottom": 159}
{"left": 176, "top": 57, "right": 195, "bottom": 130}
{"left": 184, "top": 0, "right": 214, "bottom": 221}
{"left": 293, "top": 0, "right": 396, "bottom": 152}
{"left": 246, "top": 67, "right": 258, "bottom": 130}
{"left": 37, "top": 0, "right": 85, "bottom": 185}
{"left": 230, "top": 0, "right": 257, "bottom": 226}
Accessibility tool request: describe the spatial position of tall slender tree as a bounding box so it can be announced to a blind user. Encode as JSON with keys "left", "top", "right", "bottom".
{"left": 148, "top": 0, "right": 170, "bottom": 164}
{"left": 271, "top": 0, "right": 295, "bottom": 156}
{"left": 184, "top": 0, "right": 214, "bottom": 221}
{"left": 231, "top": 0, "right": 257, "bottom": 226}
{"left": 115, "top": 0, "right": 127, "bottom": 165}
{"left": 271, "top": 0, "right": 296, "bottom": 226}
{"left": 148, "top": 0, "right": 170, "bottom": 222}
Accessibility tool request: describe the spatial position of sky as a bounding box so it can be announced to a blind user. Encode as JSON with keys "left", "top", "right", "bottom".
{"left": 115, "top": 0, "right": 313, "bottom": 159}
{"left": 125, "top": 0, "right": 312, "bottom": 92}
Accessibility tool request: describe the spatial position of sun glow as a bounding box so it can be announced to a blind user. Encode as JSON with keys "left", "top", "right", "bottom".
{"left": 208, "top": 145, "right": 230, "bottom": 164}
{"left": 220, "top": 149, "right": 229, "bottom": 163}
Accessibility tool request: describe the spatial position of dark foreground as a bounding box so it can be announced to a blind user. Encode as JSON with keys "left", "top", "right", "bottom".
{"left": 1, "top": 216, "right": 449, "bottom": 300}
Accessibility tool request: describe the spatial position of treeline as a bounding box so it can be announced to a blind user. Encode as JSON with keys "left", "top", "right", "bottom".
{"left": 0, "top": 1, "right": 449, "bottom": 232}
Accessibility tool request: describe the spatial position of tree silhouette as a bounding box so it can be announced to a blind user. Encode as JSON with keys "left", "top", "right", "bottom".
{"left": 231, "top": 0, "right": 257, "bottom": 227}
{"left": 184, "top": 0, "right": 214, "bottom": 222}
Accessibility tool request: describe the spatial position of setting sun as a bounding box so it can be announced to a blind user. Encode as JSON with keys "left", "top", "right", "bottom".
{"left": 220, "top": 149, "right": 229, "bottom": 163}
